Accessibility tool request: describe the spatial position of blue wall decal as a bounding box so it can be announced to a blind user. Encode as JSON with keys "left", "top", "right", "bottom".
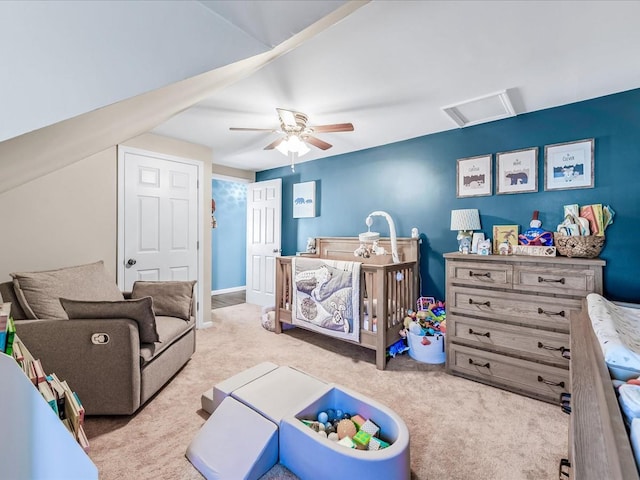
{"left": 257, "top": 88, "right": 640, "bottom": 302}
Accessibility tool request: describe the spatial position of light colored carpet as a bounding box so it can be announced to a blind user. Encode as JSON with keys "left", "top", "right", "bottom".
{"left": 84, "top": 303, "right": 568, "bottom": 479}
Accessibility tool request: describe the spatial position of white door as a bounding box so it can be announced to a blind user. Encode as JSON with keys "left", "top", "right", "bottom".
{"left": 117, "top": 146, "right": 202, "bottom": 324}
{"left": 246, "top": 179, "right": 282, "bottom": 306}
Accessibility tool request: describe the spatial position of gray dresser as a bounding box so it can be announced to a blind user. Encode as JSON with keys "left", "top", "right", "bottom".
{"left": 444, "top": 252, "right": 605, "bottom": 404}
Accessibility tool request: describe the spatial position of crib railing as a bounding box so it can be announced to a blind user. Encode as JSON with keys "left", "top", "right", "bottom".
{"left": 274, "top": 257, "right": 418, "bottom": 356}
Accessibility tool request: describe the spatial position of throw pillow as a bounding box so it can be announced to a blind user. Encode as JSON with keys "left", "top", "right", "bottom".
{"left": 11, "top": 261, "right": 124, "bottom": 319}
{"left": 131, "top": 280, "right": 196, "bottom": 321}
{"left": 60, "top": 296, "right": 160, "bottom": 344}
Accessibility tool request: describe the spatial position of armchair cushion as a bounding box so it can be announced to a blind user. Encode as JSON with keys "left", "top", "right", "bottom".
{"left": 131, "top": 280, "right": 196, "bottom": 321}
{"left": 10, "top": 261, "right": 124, "bottom": 319}
{"left": 60, "top": 296, "right": 160, "bottom": 344}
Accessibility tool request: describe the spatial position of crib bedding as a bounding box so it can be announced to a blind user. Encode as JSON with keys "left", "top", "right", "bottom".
{"left": 588, "top": 293, "right": 640, "bottom": 381}
{"left": 291, "top": 257, "right": 361, "bottom": 342}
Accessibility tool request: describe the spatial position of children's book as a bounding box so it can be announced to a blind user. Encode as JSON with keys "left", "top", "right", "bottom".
{"left": 0, "top": 302, "right": 10, "bottom": 353}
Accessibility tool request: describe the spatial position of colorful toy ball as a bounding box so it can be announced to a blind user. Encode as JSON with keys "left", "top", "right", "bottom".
{"left": 335, "top": 409, "right": 344, "bottom": 419}
{"left": 328, "top": 432, "right": 340, "bottom": 442}
{"left": 326, "top": 408, "right": 336, "bottom": 421}
{"left": 337, "top": 419, "right": 357, "bottom": 439}
{"left": 317, "top": 411, "right": 329, "bottom": 424}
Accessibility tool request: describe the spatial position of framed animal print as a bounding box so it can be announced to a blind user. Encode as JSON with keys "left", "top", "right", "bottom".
{"left": 456, "top": 154, "right": 492, "bottom": 198}
{"left": 293, "top": 181, "right": 316, "bottom": 218}
{"left": 544, "top": 138, "right": 595, "bottom": 191}
{"left": 496, "top": 147, "right": 538, "bottom": 195}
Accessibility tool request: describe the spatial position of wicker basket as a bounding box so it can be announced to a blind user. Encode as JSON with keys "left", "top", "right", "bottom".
{"left": 554, "top": 233, "right": 605, "bottom": 258}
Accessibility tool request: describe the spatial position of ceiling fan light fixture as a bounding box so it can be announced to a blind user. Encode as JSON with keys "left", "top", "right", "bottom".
{"left": 289, "top": 135, "right": 310, "bottom": 155}
{"left": 276, "top": 135, "right": 310, "bottom": 157}
{"left": 275, "top": 138, "right": 290, "bottom": 156}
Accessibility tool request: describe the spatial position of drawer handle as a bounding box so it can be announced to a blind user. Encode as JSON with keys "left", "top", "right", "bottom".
{"left": 468, "top": 299, "right": 491, "bottom": 307}
{"left": 469, "top": 328, "right": 490, "bottom": 338}
{"left": 560, "top": 392, "right": 571, "bottom": 415}
{"left": 537, "top": 307, "right": 565, "bottom": 317}
{"left": 538, "top": 276, "right": 565, "bottom": 284}
{"left": 558, "top": 458, "right": 571, "bottom": 478}
{"left": 538, "top": 375, "right": 565, "bottom": 388}
{"left": 468, "top": 359, "right": 490, "bottom": 368}
{"left": 562, "top": 348, "right": 571, "bottom": 360}
{"left": 469, "top": 271, "right": 491, "bottom": 278}
{"left": 537, "top": 341, "right": 568, "bottom": 353}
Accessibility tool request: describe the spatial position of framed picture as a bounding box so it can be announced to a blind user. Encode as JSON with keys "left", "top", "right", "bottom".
{"left": 293, "top": 181, "right": 316, "bottom": 218}
{"left": 544, "top": 138, "right": 595, "bottom": 191}
{"left": 492, "top": 225, "right": 519, "bottom": 254}
{"left": 456, "top": 154, "right": 492, "bottom": 198}
{"left": 496, "top": 147, "right": 538, "bottom": 194}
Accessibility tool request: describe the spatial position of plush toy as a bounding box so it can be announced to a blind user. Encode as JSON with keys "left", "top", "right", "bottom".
{"left": 478, "top": 239, "right": 492, "bottom": 255}
{"left": 519, "top": 211, "right": 554, "bottom": 246}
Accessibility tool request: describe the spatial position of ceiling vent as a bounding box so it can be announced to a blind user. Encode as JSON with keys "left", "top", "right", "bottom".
{"left": 442, "top": 90, "right": 516, "bottom": 128}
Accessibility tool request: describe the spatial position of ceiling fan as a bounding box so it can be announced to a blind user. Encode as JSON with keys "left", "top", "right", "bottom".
{"left": 230, "top": 108, "right": 354, "bottom": 154}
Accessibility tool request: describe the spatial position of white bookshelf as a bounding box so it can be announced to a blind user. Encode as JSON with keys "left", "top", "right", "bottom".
{"left": 0, "top": 353, "right": 98, "bottom": 479}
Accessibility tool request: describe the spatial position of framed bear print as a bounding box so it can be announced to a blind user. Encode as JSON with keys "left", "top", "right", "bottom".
{"left": 496, "top": 147, "right": 538, "bottom": 195}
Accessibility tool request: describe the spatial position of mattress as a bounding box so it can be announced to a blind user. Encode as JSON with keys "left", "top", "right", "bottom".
{"left": 588, "top": 293, "right": 640, "bottom": 381}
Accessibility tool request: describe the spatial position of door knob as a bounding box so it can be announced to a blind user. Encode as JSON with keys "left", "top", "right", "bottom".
{"left": 127, "top": 258, "right": 137, "bottom": 266}
{"left": 273, "top": 249, "right": 281, "bottom": 253}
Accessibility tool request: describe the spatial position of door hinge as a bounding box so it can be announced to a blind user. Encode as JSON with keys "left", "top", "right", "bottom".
{"left": 197, "top": 241, "right": 200, "bottom": 250}
{"left": 197, "top": 301, "right": 200, "bottom": 311}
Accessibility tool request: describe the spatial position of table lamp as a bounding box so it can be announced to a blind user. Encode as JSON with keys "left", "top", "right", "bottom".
{"left": 450, "top": 209, "right": 481, "bottom": 253}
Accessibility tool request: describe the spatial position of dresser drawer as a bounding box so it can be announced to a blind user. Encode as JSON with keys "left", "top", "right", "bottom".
{"left": 513, "top": 264, "right": 596, "bottom": 297}
{"left": 448, "top": 343, "right": 570, "bottom": 403}
{"left": 449, "top": 286, "right": 579, "bottom": 332}
{"left": 450, "top": 316, "right": 570, "bottom": 366}
{"left": 447, "top": 261, "right": 512, "bottom": 288}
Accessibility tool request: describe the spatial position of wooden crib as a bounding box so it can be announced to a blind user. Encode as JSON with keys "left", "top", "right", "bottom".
{"left": 274, "top": 237, "right": 420, "bottom": 370}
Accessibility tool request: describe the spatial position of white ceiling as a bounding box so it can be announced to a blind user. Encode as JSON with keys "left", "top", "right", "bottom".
{"left": 152, "top": 0, "right": 640, "bottom": 172}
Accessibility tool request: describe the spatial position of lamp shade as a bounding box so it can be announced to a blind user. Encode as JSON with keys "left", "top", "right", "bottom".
{"left": 275, "top": 135, "right": 311, "bottom": 157}
{"left": 450, "top": 209, "right": 481, "bottom": 231}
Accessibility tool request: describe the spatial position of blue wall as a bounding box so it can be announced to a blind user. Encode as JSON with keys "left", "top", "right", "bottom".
{"left": 257, "top": 88, "right": 640, "bottom": 302}
{"left": 211, "top": 178, "right": 246, "bottom": 291}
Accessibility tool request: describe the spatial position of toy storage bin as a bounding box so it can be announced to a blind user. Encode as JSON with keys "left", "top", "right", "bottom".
{"left": 407, "top": 331, "right": 445, "bottom": 364}
{"left": 279, "top": 384, "right": 410, "bottom": 480}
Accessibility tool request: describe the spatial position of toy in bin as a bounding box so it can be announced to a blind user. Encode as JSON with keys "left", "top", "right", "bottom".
{"left": 299, "top": 408, "right": 390, "bottom": 451}
{"left": 399, "top": 298, "right": 446, "bottom": 364}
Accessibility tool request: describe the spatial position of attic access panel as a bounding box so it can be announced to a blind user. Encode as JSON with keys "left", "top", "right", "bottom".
{"left": 443, "top": 90, "right": 516, "bottom": 127}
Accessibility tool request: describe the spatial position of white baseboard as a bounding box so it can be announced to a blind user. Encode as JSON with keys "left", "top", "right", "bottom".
{"left": 211, "top": 286, "right": 246, "bottom": 296}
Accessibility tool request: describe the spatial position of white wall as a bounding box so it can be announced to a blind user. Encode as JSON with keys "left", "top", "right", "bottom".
{"left": 0, "top": 0, "right": 267, "bottom": 142}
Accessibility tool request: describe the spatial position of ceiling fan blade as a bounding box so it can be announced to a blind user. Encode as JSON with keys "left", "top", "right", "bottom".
{"left": 276, "top": 108, "right": 298, "bottom": 127}
{"left": 310, "top": 123, "right": 354, "bottom": 133}
{"left": 305, "top": 136, "right": 332, "bottom": 150}
{"left": 229, "top": 127, "right": 276, "bottom": 132}
{"left": 264, "top": 137, "right": 285, "bottom": 150}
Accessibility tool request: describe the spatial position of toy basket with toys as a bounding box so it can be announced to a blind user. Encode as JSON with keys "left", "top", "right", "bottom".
{"left": 554, "top": 233, "right": 606, "bottom": 258}
{"left": 400, "top": 298, "right": 446, "bottom": 364}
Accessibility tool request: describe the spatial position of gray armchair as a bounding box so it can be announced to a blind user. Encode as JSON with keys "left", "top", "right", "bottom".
{"left": 0, "top": 262, "right": 196, "bottom": 415}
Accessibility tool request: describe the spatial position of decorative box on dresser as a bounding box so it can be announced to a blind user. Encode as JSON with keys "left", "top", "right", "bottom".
{"left": 443, "top": 252, "right": 605, "bottom": 404}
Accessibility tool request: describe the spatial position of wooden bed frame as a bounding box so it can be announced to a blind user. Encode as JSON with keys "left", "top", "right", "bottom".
{"left": 274, "top": 237, "right": 420, "bottom": 370}
{"left": 568, "top": 298, "right": 640, "bottom": 479}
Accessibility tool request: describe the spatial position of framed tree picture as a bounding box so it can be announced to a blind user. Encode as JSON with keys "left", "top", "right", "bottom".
{"left": 544, "top": 138, "right": 595, "bottom": 191}
{"left": 456, "top": 154, "right": 492, "bottom": 198}
{"left": 496, "top": 147, "right": 538, "bottom": 195}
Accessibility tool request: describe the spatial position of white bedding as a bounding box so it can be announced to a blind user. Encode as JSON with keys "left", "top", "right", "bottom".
{"left": 588, "top": 293, "right": 640, "bottom": 381}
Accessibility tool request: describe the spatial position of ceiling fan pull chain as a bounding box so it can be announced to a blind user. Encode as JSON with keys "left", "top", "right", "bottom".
{"left": 290, "top": 151, "right": 295, "bottom": 172}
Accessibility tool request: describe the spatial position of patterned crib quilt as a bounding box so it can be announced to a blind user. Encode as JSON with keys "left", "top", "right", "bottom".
{"left": 291, "top": 257, "right": 361, "bottom": 343}
{"left": 588, "top": 293, "right": 640, "bottom": 380}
